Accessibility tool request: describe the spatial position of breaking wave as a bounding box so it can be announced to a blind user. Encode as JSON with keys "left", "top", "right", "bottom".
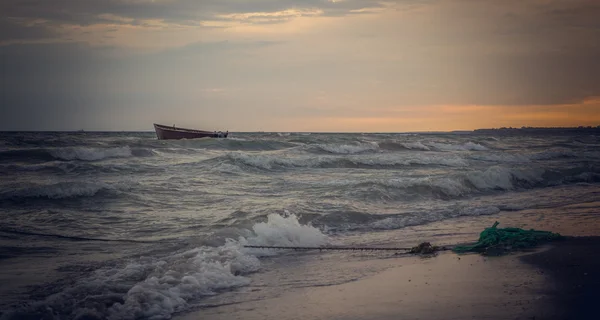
{"left": 376, "top": 140, "right": 487, "bottom": 152}
{"left": 223, "top": 152, "right": 467, "bottom": 170}
{"left": 1, "top": 131, "right": 599, "bottom": 320}
{"left": 1, "top": 214, "right": 327, "bottom": 320}
{"left": 311, "top": 142, "right": 379, "bottom": 154}
{"left": 304, "top": 165, "right": 596, "bottom": 201}
{"left": 400, "top": 142, "right": 431, "bottom": 151}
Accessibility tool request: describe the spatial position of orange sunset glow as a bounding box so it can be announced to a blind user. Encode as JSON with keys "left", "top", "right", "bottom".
{"left": 1, "top": 0, "right": 599, "bottom": 131}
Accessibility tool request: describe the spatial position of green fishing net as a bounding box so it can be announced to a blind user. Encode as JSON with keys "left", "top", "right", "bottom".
{"left": 452, "top": 221, "right": 563, "bottom": 254}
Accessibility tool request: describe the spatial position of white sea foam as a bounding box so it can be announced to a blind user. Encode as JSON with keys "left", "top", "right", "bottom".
{"left": 315, "top": 142, "right": 379, "bottom": 154}
{"left": 2, "top": 214, "right": 328, "bottom": 320}
{"left": 50, "top": 146, "right": 133, "bottom": 161}
{"left": 244, "top": 212, "right": 329, "bottom": 248}
{"left": 400, "top": 142, "right": 431, "bottom": 151}
{"left": 106, "top": 213, "right": 327, "bottom": 319}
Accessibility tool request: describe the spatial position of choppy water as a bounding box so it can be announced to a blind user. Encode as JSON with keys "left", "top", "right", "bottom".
{"left": 1, "top": 131, "right": 599, "bottom": 319}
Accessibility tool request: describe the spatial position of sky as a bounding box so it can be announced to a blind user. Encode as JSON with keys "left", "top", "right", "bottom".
{"left": 1, "top": 0, "right": 600, "bottom": 132}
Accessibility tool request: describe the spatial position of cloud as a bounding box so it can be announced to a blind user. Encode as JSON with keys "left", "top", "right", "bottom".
{"left": 0, "top": 18, "right": 57, "bottom": 43}
{"left": 1, "top": 1, "right": 600, "bottom": 131}
{"left": 0, "top": 0, "right": 395, "bottom": 32}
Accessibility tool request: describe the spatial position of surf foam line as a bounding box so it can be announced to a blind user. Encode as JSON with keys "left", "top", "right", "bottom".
{"left": 0, "top": 214, "right": 329, "bottom": 320}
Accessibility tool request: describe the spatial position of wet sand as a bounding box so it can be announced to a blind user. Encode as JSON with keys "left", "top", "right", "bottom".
{"left": 176, "top": 206, "right": 600, "bottom": 320}
{"left": 178, "top": 252, "right": 545, "bottom": 320}
{"left": 176, "top": 239, "right": 600, "bottom": 320}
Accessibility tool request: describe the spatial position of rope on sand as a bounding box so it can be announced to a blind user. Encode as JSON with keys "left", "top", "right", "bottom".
{"left": 244, "top": 242, "right": 451, "bottom": 254}
{"left": 244, "top": 221, "right": 564, "bottom": 256}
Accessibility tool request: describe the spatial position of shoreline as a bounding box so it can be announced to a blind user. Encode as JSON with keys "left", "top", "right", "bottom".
{"left": 177, "top": 250, "right": 547, "bottom": 320}
{"left": 176, "top": 237, "right": 600, "bottom": 320}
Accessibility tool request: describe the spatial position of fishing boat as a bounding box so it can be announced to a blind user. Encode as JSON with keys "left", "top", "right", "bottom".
{"left": 153, "top": 123, "right": 228, "bottom": 140}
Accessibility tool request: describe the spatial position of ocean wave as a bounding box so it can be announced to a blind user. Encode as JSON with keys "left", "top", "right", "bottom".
{"left": 377, "top": 141, "right": 431, "bottom": 151}
{"left": 50, "top": 146, "right": 135, "bottom": 161}
{"left": 584, "top": 151, "right": 600, "bottom": 159}
{"left": 376, "top": 140, "right": 486, "bottom": 152}
{"left": 469, "top": 149, "right": 597, "bottom": 163}
{"left": 0, "top": 161, "right": 161, "bottom": 175}
{"left": 277, "top": 205, "right": 505, "bottom": 233}
{"left": 530, "top": 148, "right": 577, "bottom": 160}
{"left": 0, "top": 162, "right": 75, "bottom": 174}
{"left": 467, "top": 153, "right": 530, "bottom": 163}
{"left": 336, "top": 176, "right": 471, "bottom": 199}
{"left": 311, "top": 142, "right": 380, "bottom": 154}
{"left": 302, "top": 166, "right": 579, "bottom": 201}
{"left": 164, "top": 138, "right": 298, "bottom": 152}
{"left": 223, "top": 152, "right": 467, "bottom": 170}
{"left": 401, "top": 142, "right": 431, "bottom": 151}
{"left": 1, "top": 214, "right": 327, "bottom": 320}
{"left": 0, "top": 181, "right": 131, "bottom": 200}
{"left": 0, "top": 146, "right": 155, "bottom": 163}
{"left": 0, "top": 149, "right": 56, "bottom": 162}
{"left": 465, "top": 166, "right": 544, "bottom": 190}
{"left": 426, "top": 141, "right": 488, "bottom": 151}
{"left": 368, "top": 206, "right": 502, "bottom": 230}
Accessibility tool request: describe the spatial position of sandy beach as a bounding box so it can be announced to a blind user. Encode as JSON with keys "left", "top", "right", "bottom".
{"left": 177, "top": 208, "right": 600, "bottom": 320}
{"left": 175, "top": 239, "right": 599, "bottom": 320}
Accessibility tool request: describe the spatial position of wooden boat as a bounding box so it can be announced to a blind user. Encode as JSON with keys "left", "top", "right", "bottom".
{"left": 153, "top": 123, "right": 228, "bottom": 140}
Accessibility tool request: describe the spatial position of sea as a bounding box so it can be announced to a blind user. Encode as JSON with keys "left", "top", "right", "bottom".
{"left": 0, "top": 131, "right": 599, "bottom": 319}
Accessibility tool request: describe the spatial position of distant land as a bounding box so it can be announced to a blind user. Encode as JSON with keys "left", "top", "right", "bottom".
{"left": 472, "top": 126, "right": 600, "bottom": 135}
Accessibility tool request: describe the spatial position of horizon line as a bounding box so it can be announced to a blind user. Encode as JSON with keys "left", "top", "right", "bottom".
{"left": 1, "top": 126, "right": 599, "bottom": 134}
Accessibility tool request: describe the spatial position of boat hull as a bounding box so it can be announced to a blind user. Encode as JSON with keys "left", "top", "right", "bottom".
{"left": 153, "top": 124, "right": 228, "bottom": 140}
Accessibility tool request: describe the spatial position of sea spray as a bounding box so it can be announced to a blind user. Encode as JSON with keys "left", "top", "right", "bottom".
{"left": 0, "top": 214, "right": 328, "bottom": 320}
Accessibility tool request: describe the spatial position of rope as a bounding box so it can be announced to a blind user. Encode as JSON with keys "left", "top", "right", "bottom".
{"left": 243, "top": 222, "right": 562, "bottom": 256}
{"left": 243, "top": 245, "right": 452, "bottom": 252}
